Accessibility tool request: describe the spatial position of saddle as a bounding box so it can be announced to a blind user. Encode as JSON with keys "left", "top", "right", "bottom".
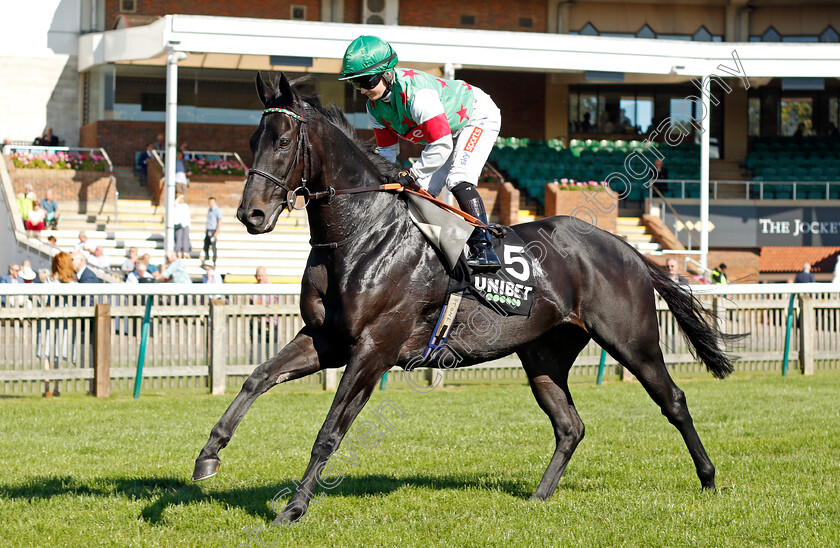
{"left": 405, "top": 192, "right": 538, "bottom": 364}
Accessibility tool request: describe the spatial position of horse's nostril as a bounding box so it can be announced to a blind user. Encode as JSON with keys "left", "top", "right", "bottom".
{"left": 248, "top": 209, "right": 266, "bottom": 224}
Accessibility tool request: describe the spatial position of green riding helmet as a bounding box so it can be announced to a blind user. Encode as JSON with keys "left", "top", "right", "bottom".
{"left": 339, "top": 35, "right": 399, "bottom": 80}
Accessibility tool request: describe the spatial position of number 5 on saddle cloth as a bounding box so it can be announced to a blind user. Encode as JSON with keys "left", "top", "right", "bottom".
{"left": 405, "top": 193, "right": 538, "bottom": 364}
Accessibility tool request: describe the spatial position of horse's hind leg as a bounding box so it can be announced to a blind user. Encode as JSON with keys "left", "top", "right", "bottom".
{"left": 518, "top": 328, "right": 590, "bottom": 500}
{"left": 192, "top": 328, "right": 340, "bottom": 481}
{"left": 590, "top": 315, "right": 717, "bottom": 489}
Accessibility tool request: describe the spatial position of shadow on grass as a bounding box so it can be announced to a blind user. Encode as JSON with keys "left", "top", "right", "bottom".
{"left": 0, "top": 472, "right": 533, "bottom": 524}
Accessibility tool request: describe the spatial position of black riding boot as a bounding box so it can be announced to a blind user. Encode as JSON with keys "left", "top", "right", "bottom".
{"left": 451, "top": 183, "right": 501, "bottom": 273}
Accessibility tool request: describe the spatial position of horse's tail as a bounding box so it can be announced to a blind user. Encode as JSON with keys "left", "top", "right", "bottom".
{"left": 644, "top": 259, "right": 746, "bottom": 379}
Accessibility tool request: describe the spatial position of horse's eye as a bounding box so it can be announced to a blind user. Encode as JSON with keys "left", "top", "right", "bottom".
{"left": 277, "top": 138, "right": 291, "bottom": 149}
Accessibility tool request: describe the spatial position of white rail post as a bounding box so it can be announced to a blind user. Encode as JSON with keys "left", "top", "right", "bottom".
{"left": 209, "top": 299, "right": 228, "bottom": 394}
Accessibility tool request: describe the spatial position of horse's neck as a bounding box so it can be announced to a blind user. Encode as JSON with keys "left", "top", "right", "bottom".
{"left": 305, "top": 136, "right": 399, "bottom": 247}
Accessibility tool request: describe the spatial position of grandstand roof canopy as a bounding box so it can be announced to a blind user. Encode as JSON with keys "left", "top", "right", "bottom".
{"left": 79, "top": 14, "right": 840, "bottom": 78}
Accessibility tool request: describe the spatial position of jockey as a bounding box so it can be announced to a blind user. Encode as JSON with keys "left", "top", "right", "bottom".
{"left": 339, "top": 35, "right": 501, "bottom": 273}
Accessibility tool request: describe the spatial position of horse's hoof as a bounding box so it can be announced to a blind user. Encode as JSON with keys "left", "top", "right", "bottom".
{"left": 192, "top": 458, "right": 221, "bottom": 481}
{"left": 272, "top": 502, "right": 307, "bottom": 526}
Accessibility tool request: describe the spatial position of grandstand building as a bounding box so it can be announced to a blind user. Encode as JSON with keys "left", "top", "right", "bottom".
{"left": 2, "top": 0, "right": 839, "bottom": 282}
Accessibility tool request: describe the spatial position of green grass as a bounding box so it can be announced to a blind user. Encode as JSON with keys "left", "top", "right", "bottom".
{"left": 1, "top": 372, "right": 839, "bottom": 547}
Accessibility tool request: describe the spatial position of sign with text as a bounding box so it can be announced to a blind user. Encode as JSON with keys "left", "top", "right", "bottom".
{"left": 662, "top": 204, "right": 840, "bottom": 247}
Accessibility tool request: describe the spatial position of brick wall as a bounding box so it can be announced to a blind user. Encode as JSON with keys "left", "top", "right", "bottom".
{"left": 182, "top": 176, "right": 248, "bottom": 208}
{"left": 80, "top": 120, "right": 257, "bottom": 168}
{"left": 457, "top": 69, "right": 546, "bottom": 139}
{"left": 399, "top": 0, "right": 547, "bottom": 32}
{"left": 478, "top": 181, "right": 519, "bottom": 225}
{"left": 544, "top": 183, "right": 618, "bottom": 234}
{"left": 106, "top": 0, "right": 322, "bottom": 26}
{"left": 7, "top": 159, "right": 115, "bottom": 214}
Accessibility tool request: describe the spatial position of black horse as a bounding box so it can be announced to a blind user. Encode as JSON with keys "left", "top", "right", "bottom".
{"left": 193, "top": 72, "right": 741, "bottom": 525}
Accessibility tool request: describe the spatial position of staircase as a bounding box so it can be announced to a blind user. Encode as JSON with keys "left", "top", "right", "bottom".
{"left": 43, "top": 165, "right": 311, "bottom": 283}
{"left": 616, "top": 216, "right": 661, "bottom": 254}
{"left": 517, "top": 195, "right": 540, "bottom": 223}
{"left": 710, "top": 159, "right": 746, "bottom": 199}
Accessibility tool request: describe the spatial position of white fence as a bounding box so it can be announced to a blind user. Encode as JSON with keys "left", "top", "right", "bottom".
{"left": 0, "top": 283, "right": 838, "bottom": 395}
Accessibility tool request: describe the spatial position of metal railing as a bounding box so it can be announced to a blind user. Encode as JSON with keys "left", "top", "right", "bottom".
{"left": 649, "top": 179, "right": 840, "bottom": 201}
{"left": 155, "top": 149, "right": 247, "bottom": 171}
{"left": 4, "top": 145, "right": 118, "bottom": 224}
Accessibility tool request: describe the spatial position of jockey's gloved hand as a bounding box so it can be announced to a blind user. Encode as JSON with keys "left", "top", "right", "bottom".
{"left": 391, "top": 169, "right": 417, "bottom": 187}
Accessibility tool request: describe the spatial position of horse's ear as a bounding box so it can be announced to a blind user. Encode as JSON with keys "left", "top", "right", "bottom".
{"left": 276, "top": 72, "right": 295, "bottom": 106}
{"left": 256, "top": 72, "right": 272, "bottom": 107}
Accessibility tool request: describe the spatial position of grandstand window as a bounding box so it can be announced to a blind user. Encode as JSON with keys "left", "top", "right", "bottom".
{"left": 780, "top": 98, "right": 813, "bottom": 136}
{"left": 636, "top": 24, "right": 655, "bottom": 39}
{"left": 692, "top": 26, "right": 712, "bottom": 42}
{"left": 579, "top": 23, "right": 599, "bottom": 36}
{"left": 748, "top": 98, "right": 760, "bottom": 137}
{"left": 829, "top": 98, "right": 839, "bottom": 130}
{"left": 669, "top": 97, "right": 702, "bottom": 133}
{"left": 620, "top": 97, "right": 653, "bottom": 133}
{"left": 519, "top": 17, "right": 533, "bottom": 28}
{"left": 761, "top": 27, "right": 782, "bottom": 42}
{"left": 821, "top": 26, "right": 839, "bottom": 42}
{"left": 782, "top": 36, "right": 818, "bottom": 43}
{"left": 568, "top": 91, "right": 599, "bottom": 133}
{"left": 658, "top": 34, "right": 691, "bottom": 41}
{"left": 290, "top": 5, "right": 307, "bottom": 20}
{"left": 460, "top": 14, "right": 475, "bottom": 25}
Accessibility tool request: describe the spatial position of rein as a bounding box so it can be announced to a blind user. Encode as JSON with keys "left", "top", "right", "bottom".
{"left": 250, "top": 106, "right": 497, "bottom": 249}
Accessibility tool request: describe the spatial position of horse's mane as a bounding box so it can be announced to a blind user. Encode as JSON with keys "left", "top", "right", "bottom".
{"left": 278, "top": 75, "right": 400, "bottom": 178}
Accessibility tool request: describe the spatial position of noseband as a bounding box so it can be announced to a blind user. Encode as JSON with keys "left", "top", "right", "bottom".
{"left": 248, "top": 107, "right": 313, "bottom": 213}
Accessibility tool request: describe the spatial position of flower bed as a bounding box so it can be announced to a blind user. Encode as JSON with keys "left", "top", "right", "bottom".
{"left": 187, "top": 158, "right": 246, "bottom": 176}
{"left": 554, "top": 178, "right": 607, "bottom": 191}
{"left": 11, "top": 151, "right": 109, "bottom": 171}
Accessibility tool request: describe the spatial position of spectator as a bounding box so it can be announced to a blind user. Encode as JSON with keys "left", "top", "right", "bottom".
{"left": 793, "top": 263, "right": 816, "bottom": 284}
{"left": 250, "top": 266, "right": 278, "bottom": 361}
{"left": 25, "top": 201, "right": 47, "bottom": 237}
{"left": 710, "top": 263, "right": 728, "bottom": 285}
{"left": 52, "top": 252, "right": 76, "bottom": 283}
{"left": 666, "top": 258, "right": 689, "bottom": 284}
{"left": 16, "top": 192, "right": 32, "bottom": 222}
{"left": 40, "top": 190, "right": 60, "bottom": 229}
{"left": 121, "top": 248, "right": 138, "bottom": 275}
{"left": 136, "top": 143, "right": 154, "bottom": 177}
{"left": 140, "top": 253, "right": 159, "bottom": 274}
{"left": 204, "top": 197, "right": 222, "bottom": 265}
{"left": 174, "top": 150, "right": 190, "bottom": 195}
{"left": 24, "top": 184, "right": 36, "bottom": 201}
{"left": 0, "top": 263, "right": 22, "bottom": 284}
{"left": 19, "top": 261, "right": 37, "bottom": 283}
{"left": 0, "top": 263, "right": 22, "bottom": 306}
{"left": 126, "top": 260, "right": 155, "bottom": 283}
{"left": 36, "top": 268, "right": 51, "bottom": 283}
{"left": 88, "top": 246, "right": 111, "bottom": 270}
{"left": 74, "top": 231, "right": 97, "bottom": 255}
{"left": 793, "top": 123, "right": 805, "bottom": 139}
{"left": 34, "top": 126, "right": 59, "bottom": 146}
{"left": 581, "top": 112, "right": 592, "bottom": 132}
{"left": 653, "top": 159, "right": 670, "bottom": 196}
{"left": 179, "top": 142, "right": 193, "bottom": 161}
{"left": 828, "top": 122, "right": 839, "bottom": 138}
{"left": 154, "top": 133, "right": 165, "bottom": 151}
{"left": 71, "top": 252, "right": 100, "bottom": 283}
{"left": 155, "top": 251, "right": 192, "bottom": 283}
{"left": 201, "top": 261, "right": 223, "bottom": 284}
{"left": 47, "top": 235, "right": 58, "bottom": 247}
{"left": 173, "top": 193, "right": 192, "bottom": 259}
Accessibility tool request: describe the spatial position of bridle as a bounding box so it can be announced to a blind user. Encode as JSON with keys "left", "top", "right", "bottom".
{"left": 247, "top": 107, "right": 314, "bottom": 213}
{"left": 246, "top": 105, "right": 498, "bottom": 247}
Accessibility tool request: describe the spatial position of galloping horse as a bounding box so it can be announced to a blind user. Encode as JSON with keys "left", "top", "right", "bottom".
{"left": 193, "top": 72, "right": 741, "bottom": 524}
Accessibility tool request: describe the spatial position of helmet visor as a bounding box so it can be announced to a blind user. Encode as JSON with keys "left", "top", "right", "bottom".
{"left": 348, "top": 73, "right": 383, "bottom": 90}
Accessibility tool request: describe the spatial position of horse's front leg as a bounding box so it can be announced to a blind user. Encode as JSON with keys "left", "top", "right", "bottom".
{"left": 274, "top": 338, "right": 394, "bottom": 525}
{"left": 193, "top": 327, "right": 342, "bottom": 481}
